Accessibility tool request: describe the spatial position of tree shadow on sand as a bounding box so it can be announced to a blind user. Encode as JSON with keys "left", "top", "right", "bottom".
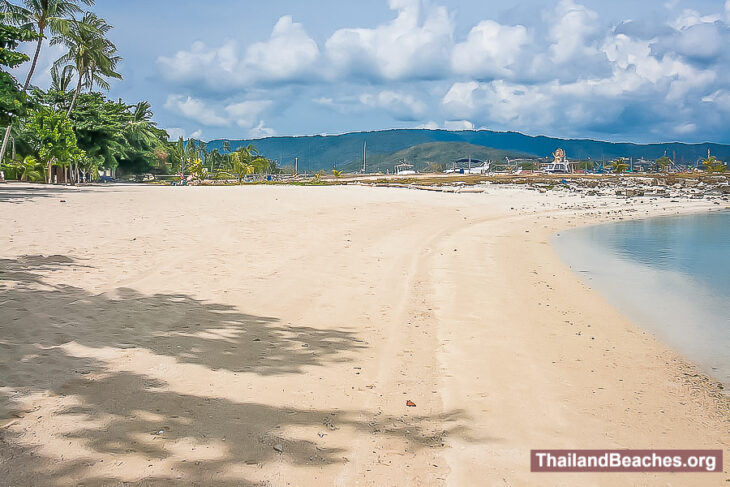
{"left": 0, "top": 185, "right": 82, "bottom": 204}
{"left": 0, "top": 255, "right": 473, "bottom": 485}
{"left": 0, "top": 255, "right": 364, "bottom": 377}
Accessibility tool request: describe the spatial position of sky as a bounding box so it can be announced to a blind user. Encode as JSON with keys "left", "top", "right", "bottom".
{"left": 9, "top": 0, "right": 730, "bottom": 143}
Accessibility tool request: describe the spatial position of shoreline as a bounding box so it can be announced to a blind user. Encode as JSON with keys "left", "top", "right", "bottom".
{"left": 0, "top": 183, "right": 727, "bottom": 485}
{"left": 552, "top": 210, "right": 730, "bottom": 389}
{"left": 425, "top": 192, "right": 728, "bottom": 484}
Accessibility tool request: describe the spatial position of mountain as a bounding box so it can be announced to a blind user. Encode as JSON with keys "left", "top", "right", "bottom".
{"left": 340, "top": 142, "right": 530, "bottom": 173}
{"left": 203, "top": 129, "right": 730, "bottom": 171}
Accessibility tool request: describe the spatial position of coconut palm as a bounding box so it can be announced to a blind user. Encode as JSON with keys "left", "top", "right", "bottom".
{"left": 702, "top": 155, "right": 726, "bottom": 174}
{"left": 608, "top": 157, "right": 629, "bottom": 174}
{"left": 1, "top": 0, "right": 92, "bottom": 89}
{"left": 230, "top": 150, "right": 256, "bottom": 183}
{"left": 52, "top": 11, "right": 121, "bottom": 116}
{"left": 16, "top": 154, "right": 42, "bottom": 181}
{"left": 49, "top": 63, "right": 73, "bottom": 91}
{"left": 0, "top": 0, "right": 93, "bottom": 163}
{"left": 124, "top": 101, "right": 155, "bottom": 140}
{"left": 130, "top": 101, "right": 153, "bottom": 125}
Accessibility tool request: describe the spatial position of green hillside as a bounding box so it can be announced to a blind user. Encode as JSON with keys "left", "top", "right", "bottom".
{"left": 203, "top": 129, "right": 730, "bottom": 172}
{"left": 341, "top": 142, "right": 530, "bottom": 173}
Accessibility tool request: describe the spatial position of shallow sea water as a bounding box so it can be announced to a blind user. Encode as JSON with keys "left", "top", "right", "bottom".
{"left": 553, "top": 211, "right": 730, "bottom": 386}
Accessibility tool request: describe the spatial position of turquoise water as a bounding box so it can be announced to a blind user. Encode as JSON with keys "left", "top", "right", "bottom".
{"left": 553, "top": 211, "right": 730, "bottom": 386}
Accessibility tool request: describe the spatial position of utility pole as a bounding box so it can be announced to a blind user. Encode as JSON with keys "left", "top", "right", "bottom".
{"left": 295, "top": 157, "right": 298, "bottom": 174}
{"left": 362, "top": 141, "right": 367, "bottom": 173}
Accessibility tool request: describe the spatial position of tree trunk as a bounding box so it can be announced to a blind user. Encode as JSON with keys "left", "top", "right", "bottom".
{"left": 67, "top": 69, "right": 84, "bottom": 117}
{"left": 0, "top": 128, "right": 11, "bottom": 165}
{"left": 0, "top": 30, "right": 45, "bottom": 164}
{"left": 23, "top": 34, "right": 44, "bottom": 91}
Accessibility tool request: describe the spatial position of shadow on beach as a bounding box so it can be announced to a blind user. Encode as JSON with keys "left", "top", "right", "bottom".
{"left": 0, "top": 184, "right": 81, "bottom": 204}
{"left": 0, "top": 255, "right": 470, "bottom": 485}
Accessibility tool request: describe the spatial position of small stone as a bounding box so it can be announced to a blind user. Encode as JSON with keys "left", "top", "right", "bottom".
{"left": 273, "top": 444, "right": 283, "bottom": 453}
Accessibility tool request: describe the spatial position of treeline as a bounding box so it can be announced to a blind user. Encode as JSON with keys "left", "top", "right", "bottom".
{"left": 168, "top": 139, "right": 284, "bottom": 184}
{"left": 1, "top": 1, "right": 278, "bottom": 184}
{"left": 0, "top": 0, "right": 171, "bottom": 182}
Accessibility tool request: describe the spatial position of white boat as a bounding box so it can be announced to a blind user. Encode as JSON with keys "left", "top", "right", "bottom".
{"left": 395, "top": 162, "right": 416, "bottom": 175}
{"left": 465, "top": 162, "right": 490, "bottom": 174}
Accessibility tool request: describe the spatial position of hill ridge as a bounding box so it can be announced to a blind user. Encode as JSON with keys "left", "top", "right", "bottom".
{"left": 199, "top": 129, "right": 730, "bottom": 171}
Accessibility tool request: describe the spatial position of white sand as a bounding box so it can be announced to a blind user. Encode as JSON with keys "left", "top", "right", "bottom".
{"left": 0, "top": 183, "right": 727, "bottom": 485}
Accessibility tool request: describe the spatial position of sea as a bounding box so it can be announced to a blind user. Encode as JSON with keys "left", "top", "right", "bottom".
{"left": 553, "top": 210, "right": 730, "bottom": 387}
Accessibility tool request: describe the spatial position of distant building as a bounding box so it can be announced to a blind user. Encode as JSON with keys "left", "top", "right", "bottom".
{"left": 445, "top": 158, "right": 490, "bottom": 174}
{"left": 395, "top": 162, "right": 416, "bottom": 175}
{"left": 630, "top": 158, "right": 653, "bottom": 172}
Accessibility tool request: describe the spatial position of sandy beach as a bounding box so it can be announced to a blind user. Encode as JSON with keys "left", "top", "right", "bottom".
{"left": 0, "top": 182, "right": 727, "bottom": 486}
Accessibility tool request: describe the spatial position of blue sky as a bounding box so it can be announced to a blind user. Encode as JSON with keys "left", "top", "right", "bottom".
{"left": 10, "top": 0, "right": 730, "bottom": 143}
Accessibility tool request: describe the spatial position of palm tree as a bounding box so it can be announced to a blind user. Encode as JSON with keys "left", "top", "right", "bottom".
{"left": 609, "top": 157, "right": 629, "bottom": 174}
{"left": 49, "top": 63, "right": 73, "bottom": 91}
{"left": 123, "top": 100, "right": 162, "bottom": 156}
{"left": 230, "top": 150, "right": 255, "bottom": 183}
{"left": 702, "top": 155, "right": 726, "bottom": 174}
{"left": 16, "top": 155, "right": 42, "bottom": 181}
{"left": 52, "top": 11, "right": 121, "bottom": 116}
{"left": 0, "top": 0, "right": 93, "bottom": 164}
{"left": 125, "top": 101, "right": 155, "bottom": 138}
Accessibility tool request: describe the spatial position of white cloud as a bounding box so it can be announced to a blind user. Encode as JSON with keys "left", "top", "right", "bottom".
{"left": 225, "top": 100, "right": 273, "bottom": 128}
{"left": 359, "top": 90, "right": 426, "bottom": 119}
{"left": 325, "top": 0, "right": 453, "bottom": 80}
{"left": 414, "top": 121, "right": 440, "bottom": 129}
{"left": 190, "top": 129, "right": 204, "bottom": 140}
{"left": 670, "top": 9, "right": 721, "bottom": 30}
{"left": 452, "top": 20, "right": 529, "bottom": 79}
{"left": 442, "top": 80, "right": 554, "bottom": 129}
{"left": 443, "top": 120, "right": 474, "bottom": 130}
{"left": 164, "top": 94, "right": 228, "bottom": 126}
{"left": 702, "top": 90, "right": 730, "bottom": 111}
{"left": 249, "top": 121, "right": 276, "bottom": 138}
{"left": 164, "top": 94, "right": 274, "bottom": 133}
{"left": 244, "top": 16, "right": 320, "bottom": 81}
{"left": 441, "top": 81, "right": 480, "bottom": 118}
{"left": 158, "top": 40, "right": 239, "bottom": 89}
{"left": 674, "top": 122, "right": 697, "bottom": 134}
{"left": 547, "top": 0, "right": 600, "bottom": 63}
{"left": 673, "top": 22, "right": 725, "bottom": 61}
{"left": 158, "top": 16, "right": 318, "bottom": 89}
